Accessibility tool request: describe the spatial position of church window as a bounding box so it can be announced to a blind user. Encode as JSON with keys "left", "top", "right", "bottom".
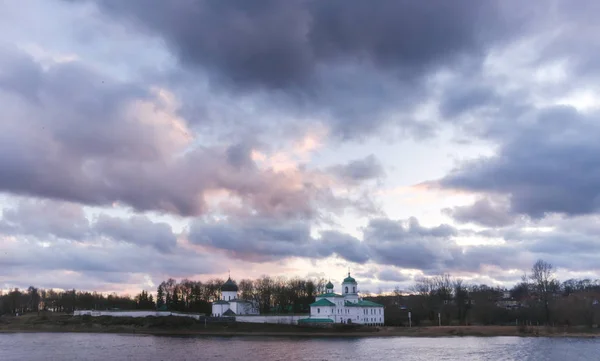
{"left": 345, "top": 286, "right": 348, "bottom": 293}
{"left": 379, "top": 309, "right": 382, "bottom": 314}
{"left": 353, "top": 287, "right": 356, "bottom": 293}
{"left": 317, "top": 308, "right": 320, "bottom": 313}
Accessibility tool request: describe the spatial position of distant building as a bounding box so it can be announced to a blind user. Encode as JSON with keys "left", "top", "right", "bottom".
{"left": 496, "top": 291, "right": 520, "bottom": 309}
{"left": 211, "top": 277, "right": 259, "bottom": 316}
{"left": 299, "top": 273, "right": 385, "bottom": 325}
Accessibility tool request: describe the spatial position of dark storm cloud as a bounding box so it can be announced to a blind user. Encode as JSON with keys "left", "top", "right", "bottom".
{"left": 69, "top": 0, "right": 532, "bottom": 139}
{"left": 440, "top": 106, "right": 600, "bottom": 218}
{"left": 89, "top": 0, "right": 515, "bottom": 89}
{"left": 443, "top": 197, "right": 517, "bottom": 227}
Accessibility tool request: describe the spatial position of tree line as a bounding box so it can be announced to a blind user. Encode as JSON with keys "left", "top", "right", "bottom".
{"left": 378, "top": 260, "right": 600, "bottom": 327}
{"left": 2, "top": 259, "right": 600, "bottom": 327}
{"left": 0, "top": 276, "right": 331, "bottom": 316}
{"left": 0, "top": 286, "right": 140, "bottom": 315}
{"left": 154, "top": 276, "right": 329, "bottom": 314}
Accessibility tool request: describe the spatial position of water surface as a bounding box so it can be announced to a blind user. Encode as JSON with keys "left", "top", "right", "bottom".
{"left": 1, "top": 333, "right": 598, "bottom": 360}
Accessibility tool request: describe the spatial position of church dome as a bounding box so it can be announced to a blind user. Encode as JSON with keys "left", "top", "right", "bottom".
{"left": 343, "top": 272, "right": 357, "bottom": 284}
{"left": 221, "top": 277, "right": 238, "bottom": 292}
{"left": 326, "top": 281, "right": 334, "bottom": 289}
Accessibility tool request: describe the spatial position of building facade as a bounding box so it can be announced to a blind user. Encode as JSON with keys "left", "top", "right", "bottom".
{"left": 301, "top": 273, "right": 385, "bottom": 326}
{"left": 211, "top": 277, "right": 259, "bottom": 316}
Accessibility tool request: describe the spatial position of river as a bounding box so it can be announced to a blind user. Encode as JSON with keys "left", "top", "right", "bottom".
{"left": 1, "top": 333, "right": 598, "bottom": 360}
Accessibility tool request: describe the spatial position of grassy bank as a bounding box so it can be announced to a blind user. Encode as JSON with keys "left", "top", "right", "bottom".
{"left": 2, "top": 314, "right": 600, "bottom": 338}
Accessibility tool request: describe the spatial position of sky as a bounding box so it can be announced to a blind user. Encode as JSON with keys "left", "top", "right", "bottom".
{"left": 2, "top": 0, "right": 600, "bottom": 296}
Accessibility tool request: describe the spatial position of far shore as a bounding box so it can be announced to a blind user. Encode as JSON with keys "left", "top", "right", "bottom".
{"left": 2, "top": 314, "right": 600, "bottom": 338}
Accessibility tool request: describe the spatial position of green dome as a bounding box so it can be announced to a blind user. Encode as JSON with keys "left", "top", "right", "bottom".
{"left": 343, "top": 272, "right": 357, "bottom": 284}
{"left": 326, "top": 281, "right": 334, "bottom": 289}
{"left": 221, "top": 277, "right": 238, "bottom": 292}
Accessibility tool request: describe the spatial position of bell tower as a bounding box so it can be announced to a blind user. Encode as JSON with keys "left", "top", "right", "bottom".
{"left": 341, "top": 271, "right": 359, "bottom": 302}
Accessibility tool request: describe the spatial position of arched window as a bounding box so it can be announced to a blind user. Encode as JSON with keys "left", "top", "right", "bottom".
{"left": 353, "top": 287, "right": 356, "bottom": 293}
{"left": 228, "top": 296, "right": 231, "bottom": 300}
{"left": 318, "top": 308, "right": 320, "bottom": 313}
{"left": 345, "top": 286, "right": 348, "bottom": 293}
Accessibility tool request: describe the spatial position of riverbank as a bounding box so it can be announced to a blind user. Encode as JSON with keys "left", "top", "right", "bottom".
{"left": 2, "top": 314, "right": 599, "bottom": 338}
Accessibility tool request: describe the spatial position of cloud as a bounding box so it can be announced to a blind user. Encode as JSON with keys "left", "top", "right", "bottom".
{"left": 89, "top": 0, "right": 516, "bottom": 89}
{"left": 0, "top": 47, "right": 375, "bottom": 220}
{"left": 188, "top": 215, "right": 369, "bottom": 263}
{"left": 440, "top": 106, "right": 600, "bottom": 218}
{"left": 376, "top": 268, "right": 410, "bottom": 283}
{"left": 0, "top": 198, "right": 89, "bottom": 240}
{"left": 328, "top": 155, "right": 384, "bottom": 183}
{"left": 4, "top": 0, "right": 600, "bottom": 292}
{"left": 443, "top": 197, "right": 517, "bottom": 227}
{"left": 362, "top": 217, "right": 460, "bottom": 273}
{"left": 66, "top": 0, "right": 532, "bottom": 140}
{"left": 93, "top": 215, "right": 177, "bottom": 253}
{"left": 0, "top": 198, "right": 177, "bottom": 253}
{"left": 0, "top": 197, "right": 225, "bottom": 291}
{"left": 189, "top": 213, "right": 600, "bottom": 277}
{"left": 189, "top": 215, "right": 462, "bottom": 272}
{"left": 0, "top": 235, "right": 218, "bottom": 289}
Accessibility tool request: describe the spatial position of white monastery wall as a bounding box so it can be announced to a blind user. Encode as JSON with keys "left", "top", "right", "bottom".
{"left": 73, "top": 310, "right": 202, "bottom": 320}
{"left": 212, "top": 303, "right": 229, "bottom": 317}
{"left": 235, "top": 315, "right": 306, "bottom": 325}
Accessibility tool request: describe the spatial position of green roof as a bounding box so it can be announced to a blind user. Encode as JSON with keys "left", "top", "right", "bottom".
{"left": 326, "top": 281, "right": 334, "bottom": 289}
{"left": 310, "top": 298, "right": 336, "bottom": 307}
{"left": 343, "top": 272, "right": 357, "bottom": 284}
{"left": 316, "top": 293, "right": 343, "bottom": 298}
{"left": 345, "top": 300, "right": 384, "bottom": 307}
{"left": 298, "top": 318, "right": 334, "bottom": 324}
{"left": 213, "top": 300, "right": 230, "bottom": 305}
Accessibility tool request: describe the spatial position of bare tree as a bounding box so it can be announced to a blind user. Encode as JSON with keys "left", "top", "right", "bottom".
{"left": 529, "top": 259, "right": 559, "bottom": 323}
{"left": 453, "top": 278, "right": 470, "bottom": 325}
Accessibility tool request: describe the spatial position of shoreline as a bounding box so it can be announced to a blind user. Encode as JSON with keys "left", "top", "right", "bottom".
{"left": 2, "top": 326, "right": 600, "bottom": 338}
{"left": 2, "top": 315, "right": 599, "bottom": 338}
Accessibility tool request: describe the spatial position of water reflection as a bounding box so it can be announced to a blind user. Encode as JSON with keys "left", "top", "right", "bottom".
{"left": 0, "top": 333, "right": 598, "bottom": 361}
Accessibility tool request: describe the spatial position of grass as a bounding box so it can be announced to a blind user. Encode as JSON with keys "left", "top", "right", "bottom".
{"left": 2, "top": 313, "right": 600, "bottom": 338}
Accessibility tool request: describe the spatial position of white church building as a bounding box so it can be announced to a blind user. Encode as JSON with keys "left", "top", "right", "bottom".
{"left": 300, "top": 273, "right": 385, "bottom": 326}
{"left": 211, "top": 277, "right": 259, "bottom": 316}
